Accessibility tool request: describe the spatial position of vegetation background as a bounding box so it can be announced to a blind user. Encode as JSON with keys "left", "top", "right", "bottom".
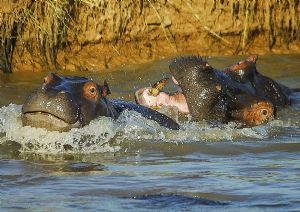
{"left": 0, "top": 0, "right": 299, "bottom": 73}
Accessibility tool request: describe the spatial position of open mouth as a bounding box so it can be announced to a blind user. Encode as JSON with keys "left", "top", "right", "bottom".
{"left": 134, "top": 89, "right": 146, "bottom": 105}
{"left": 135, "top": 88, "right": 156, "bottom": 106}
{"left": 22, "top": 111, "right": 81, "bottom": 131}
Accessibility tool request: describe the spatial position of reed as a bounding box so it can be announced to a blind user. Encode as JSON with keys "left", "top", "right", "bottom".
{"left": 0, "top": 0, "right": 299, "bottom": 73}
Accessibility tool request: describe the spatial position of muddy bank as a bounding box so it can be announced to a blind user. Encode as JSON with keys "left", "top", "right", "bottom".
{"left": 0, "top": 0, "right": 300, "bottom": 73}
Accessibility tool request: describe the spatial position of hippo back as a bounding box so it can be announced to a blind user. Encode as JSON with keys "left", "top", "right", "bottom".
{"left": 111, "top": 99, "right": 180, "bottom": 130}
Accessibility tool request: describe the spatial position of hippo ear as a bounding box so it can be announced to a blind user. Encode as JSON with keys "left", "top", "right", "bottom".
{"left": 247, "top": 55, "right": 258, "bottom": 63}
{"left": 101, "top": 80, "right": 111, "bottom": 97}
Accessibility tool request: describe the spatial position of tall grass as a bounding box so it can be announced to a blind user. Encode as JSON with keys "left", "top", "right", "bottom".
{"left": 0, "top": 0, "right": 299, "bottom": 73}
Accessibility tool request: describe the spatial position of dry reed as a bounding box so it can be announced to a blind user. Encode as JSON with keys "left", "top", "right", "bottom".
{"left": 0, "top": 0, "right": 299, "bottom": 73}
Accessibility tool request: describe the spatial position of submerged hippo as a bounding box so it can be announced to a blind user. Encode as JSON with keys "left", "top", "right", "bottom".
{"left": 22, "top": 73, "right": 179, "bottom": 131}
{"left": 135, "top": 55, "right": 294, "bottom": 126}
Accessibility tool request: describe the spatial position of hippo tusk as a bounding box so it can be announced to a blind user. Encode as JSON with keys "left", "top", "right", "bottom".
{"left": 148, "top": 77, "right": 169, "bottom": 97}
{"left": 171, "top": 76, "right": 179, "bottom": 85}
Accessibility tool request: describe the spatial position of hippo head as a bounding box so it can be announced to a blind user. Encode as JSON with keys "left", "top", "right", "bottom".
{"left": 169, "top": 56, "right": 224, "bottom": 121}
{"left": 168, "top": 56, "right": 275, "bottom": 125}
{"left": 22, "top": 73, "right": 113, "bottom": 131}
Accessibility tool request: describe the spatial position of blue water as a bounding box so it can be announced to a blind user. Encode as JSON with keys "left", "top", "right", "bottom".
{"left": 1, "top": 55, "right": 300, "bottom": 211}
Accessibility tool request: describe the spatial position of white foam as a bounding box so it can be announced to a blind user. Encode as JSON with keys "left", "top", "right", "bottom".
{"left": 0, "top": 104, "right": 297, "bottom": 154}
{"left": 0, "top": 104, "right": 118, "bottom": 154}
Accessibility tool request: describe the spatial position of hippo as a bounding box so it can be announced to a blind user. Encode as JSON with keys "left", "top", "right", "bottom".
{"left": 135, "top": 55, "right": 295, "bottom": 126}
{"left": 22, "top": 73, "right": 180, "bottom": 131}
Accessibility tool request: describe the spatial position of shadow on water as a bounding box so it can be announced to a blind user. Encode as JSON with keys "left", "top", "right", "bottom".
{"left": 130, "top": 194, "right": 229, "bottom": 208}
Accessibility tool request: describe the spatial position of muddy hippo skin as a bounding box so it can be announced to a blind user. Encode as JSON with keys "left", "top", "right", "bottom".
{"left": 136, "top": 55, "right": 293, "bottom": 126}
{"left": 22, "top": 73, "right": 179, "bottom": 131}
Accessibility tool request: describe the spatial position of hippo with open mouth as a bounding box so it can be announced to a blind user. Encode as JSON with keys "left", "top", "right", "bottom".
{"left": 22, "top": 73, "right": 180, "bottom": 131}
{"left": 135, "top": 55, "right": 295, "bottom": 126}
{"left": 134, "top": 77, "right": 189, "bottom": 114}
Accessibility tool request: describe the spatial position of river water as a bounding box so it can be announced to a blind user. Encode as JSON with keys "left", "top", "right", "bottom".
{"left": 1, "top": 55, "right": 300, "bottom": 211}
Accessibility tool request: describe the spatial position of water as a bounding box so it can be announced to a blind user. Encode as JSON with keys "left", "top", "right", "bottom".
{"left": 1, "top": 55, "right": 300, "bottom": 211}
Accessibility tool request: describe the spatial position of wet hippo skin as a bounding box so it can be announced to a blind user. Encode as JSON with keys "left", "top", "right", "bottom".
{"left": 22, "top": 73, "right": 180, "bottom": 131}
{"left": 136, "top": 55, "right": 294, "bottom": 126}
{"left": 170, "top": 55, "right": 294, "bottom": 126}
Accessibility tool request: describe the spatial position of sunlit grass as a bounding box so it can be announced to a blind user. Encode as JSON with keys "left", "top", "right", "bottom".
{"left": 0, "top": 0, "right": 299, "bottom": 73}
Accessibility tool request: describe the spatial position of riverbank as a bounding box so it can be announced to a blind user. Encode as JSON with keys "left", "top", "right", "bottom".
{"left": 1, "top": 0, "right": 299, "bottom": 73}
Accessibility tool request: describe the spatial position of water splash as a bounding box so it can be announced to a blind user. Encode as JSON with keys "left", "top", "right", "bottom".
{"left": 0, "top": 104, "right": 298, "bottom": 154}
{"left": 0, "top": 104, "right": 119, "bottom": 154}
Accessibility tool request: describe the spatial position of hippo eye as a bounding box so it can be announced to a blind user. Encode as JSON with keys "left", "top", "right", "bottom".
{"left": 261, "top": 109, "right": 268, "bottom": 116}
{"left": 83, "top": 82, "right": 98, "bottom": 100}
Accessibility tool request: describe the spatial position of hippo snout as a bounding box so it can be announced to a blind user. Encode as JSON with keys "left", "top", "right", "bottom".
{"left": 22, "top": 88, "right": 81, "bottom": 131}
